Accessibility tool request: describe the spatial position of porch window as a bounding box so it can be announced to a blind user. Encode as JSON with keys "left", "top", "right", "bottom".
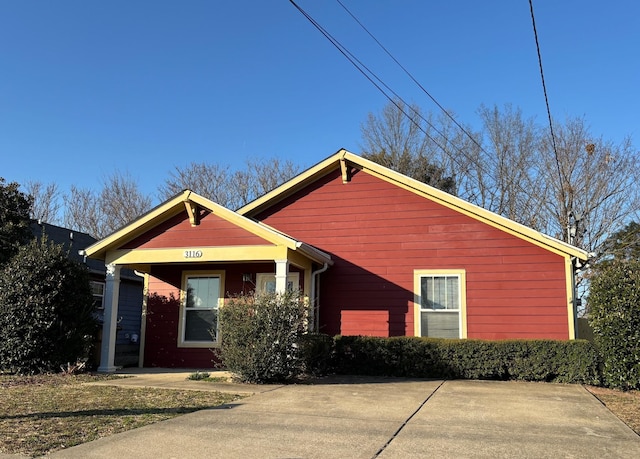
{"left": 414, "top": 270, "right": 467, "bottom": 339}
{"left": 90, "top": 281, "right": 105, "bottom": 309}
{"left": 256, "top": 272, "right": 300, "bottom": 293}
{"left": 179, "top": 271, "right": 225, "bottom": 347}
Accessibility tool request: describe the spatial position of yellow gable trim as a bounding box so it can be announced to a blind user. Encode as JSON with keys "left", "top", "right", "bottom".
{"left": 238, "top": 149, "right": 349, "bottom": 216}
{"left": 84, "top": 191, "right": 192, "bottom": 259}
{"left": 240, "top": 149, "right": 588, "bottom": 261}
{"left": 84, "top": 190, "right": 331, "bottom": 266}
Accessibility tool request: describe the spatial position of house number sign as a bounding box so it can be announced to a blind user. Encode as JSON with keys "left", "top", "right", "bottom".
{"left": 184, "top": 249, "right": 203, "bottom": 259}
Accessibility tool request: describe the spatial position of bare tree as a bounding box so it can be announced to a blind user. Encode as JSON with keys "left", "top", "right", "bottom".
{"left": 359, "top": 102, "right": 640, "bottom": 255}
{"left": 159, "top": 157, "right": 301, "bottom": 210}
{"left": 360, "top": 100, "right": 459, "bottom": 194}
{"left": 24, "top": 180, "right": 62, "bottom": 224}
{"left": 538, "top": 117, "right": 640, "bottom": 253}
{"left": 63, "top": 186, "right": 103, "bottom": 238}
{"left": 243, "top": 157, "right": 301, "bottom": 201}
{"left": 158, "top": 162, "right": 233, "bottom": 206}
{"left": 99, "top": 171, "right": 153, "bottom": 236}
{"left": 469, "top": 105, "right": 546, "bottom": 229}
{"left": 64, "top": 172, "right": 152, "bottom": 238}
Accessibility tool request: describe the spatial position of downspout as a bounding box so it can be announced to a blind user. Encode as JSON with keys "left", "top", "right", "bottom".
{"left": 570, "top": 258, "right": 579, "bottom": 339}
{"left": 310, "top": 263, "right": 329, "bottom": 333}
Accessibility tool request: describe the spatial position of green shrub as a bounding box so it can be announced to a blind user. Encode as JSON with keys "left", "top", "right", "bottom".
{"left": 0, "top": 237, "right": 97, "bottom": 374}
{"left": 299, "top": 333, "right": 334, "bottom": 376}
{"left": 217, "top": 291, "right": 307, "bottom": 383}
{"left": 332, "top": 335, "right": 600, "bottom": 384}
{"left": 589, "top": 260, "right": 640, "bottom": 390}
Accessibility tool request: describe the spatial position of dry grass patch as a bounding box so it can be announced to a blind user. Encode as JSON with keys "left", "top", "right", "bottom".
{"left": 0, "top": 373, "right": 243, "bottom": 457}
{"left": 586, "top": 385, "right": 640, "bottom": 435}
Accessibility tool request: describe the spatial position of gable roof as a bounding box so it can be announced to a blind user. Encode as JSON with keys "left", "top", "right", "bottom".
{"left": 31, "top": 221, "right": 104, "bottom": 273}
{"left": 239, "top": 149, "right": 589, "bottom": 261}
{"left": 83, "top": 190, "right": 332, "bottom": 265}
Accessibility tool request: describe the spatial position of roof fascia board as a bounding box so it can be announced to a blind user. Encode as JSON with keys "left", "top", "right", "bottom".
{"left": 238, "top": 149, "right": 348, "bottom": 216}
{"left": 186, "top": 193, "right": 301, "bottom": 251}
{"left": 85, "top": 190, "right": 331, "bottom": 265}
{"left": 240, "top": 149, "right": 587, "bottom": 261}
{"left": 84, "top": 191, "right": 193, "bottom": 259}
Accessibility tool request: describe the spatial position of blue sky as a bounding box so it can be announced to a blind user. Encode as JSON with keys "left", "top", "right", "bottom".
{"left": 1, "top": 1, "right": 638, "bottom": 203}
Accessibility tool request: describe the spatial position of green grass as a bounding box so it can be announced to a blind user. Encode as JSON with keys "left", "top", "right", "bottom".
{"left": 0, "top": 373, "right": 243, "bottom": 457}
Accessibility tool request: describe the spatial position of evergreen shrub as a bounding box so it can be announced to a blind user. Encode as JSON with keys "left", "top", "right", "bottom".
{"left": 0, "top": 238, "right": 97, "bottom": 374}
{"left": 331, "top": 335, "right": 600, "bottom": 384}
{"left": 217, "top": 291, "right": 307, "bottom": 383}
{"left": 589, "top": 260, "right": 640, "bottom": 390}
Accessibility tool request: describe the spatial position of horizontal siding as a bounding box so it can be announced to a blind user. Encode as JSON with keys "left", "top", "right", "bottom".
{"left": 340, "top": 310, "right": 389, "bottom": 337}
{"left": 143, "top": 262, "right": 305, "bottom": 368}
{"left": 115, "top": 280, "right": 143, "bottom": 346}
{"left": 257, "top": 168, "right": 569, "bottom": 339}
{"left": 124, "top": 210, "right": 269, "bottom": 250}
{"left": 144, "top": 273, "right": 217, "bottom": 368}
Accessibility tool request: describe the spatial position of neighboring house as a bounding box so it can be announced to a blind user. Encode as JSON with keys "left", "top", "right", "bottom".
{"left": 83, "top": 150, "right": 589, "bottom": 371}
{"left": 31, "top": 222, "right": 143, "bottom": 367}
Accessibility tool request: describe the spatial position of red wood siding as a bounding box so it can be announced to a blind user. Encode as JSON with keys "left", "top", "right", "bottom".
{"left": 255, "top": 168, "right": 570, "bottom": 340}
{"left": 144, "top": 263, "right": 305, "bottom": 368}
{"left": 123, "top": 210, "right": 269, "bottom": 249}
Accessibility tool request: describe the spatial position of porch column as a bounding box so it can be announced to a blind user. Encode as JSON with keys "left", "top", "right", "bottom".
{"left": 98, "top": 264, "right": 121, "bottom": 373}
{"left": 274, "top": 259, "right": 290, "bottom": 293}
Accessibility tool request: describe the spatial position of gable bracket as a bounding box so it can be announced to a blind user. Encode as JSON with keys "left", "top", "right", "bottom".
{"left": 184, "top": 200, "right": 200, "bottom": 226}
{"left": 340, "top": 158, "right": 351, "bottom": 183}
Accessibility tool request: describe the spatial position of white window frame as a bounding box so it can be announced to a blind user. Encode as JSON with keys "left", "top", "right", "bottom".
{"left": 256, "top": 272, "right": 300, "bottom": 293}
{"left": 178, "top": 270, "right": 225, "bottom": 348}
{"left": 414, "top": 269, "right": 467, "bottom": 339}
{"left": 90, "top": 281, "right": 105, "bottom": 309}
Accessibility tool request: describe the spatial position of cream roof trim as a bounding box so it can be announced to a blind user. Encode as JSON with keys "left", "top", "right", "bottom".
{"left": 83, "top": 190, "right": 332, "bottom": 265}
{"left": 239, "top": 149, "right": 589, "bottom": 261}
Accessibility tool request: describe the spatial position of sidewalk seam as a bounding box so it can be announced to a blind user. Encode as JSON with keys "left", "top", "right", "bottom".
{"left": 371, "top": 379, "right": 446, "bottom": 458}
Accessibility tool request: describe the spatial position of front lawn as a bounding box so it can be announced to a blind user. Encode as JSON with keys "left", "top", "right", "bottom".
{"left": 586, "top": 385, "right": 640, "bottom": 435}
{"left": 0, "top": 373, "right": 242, "bottom": 457}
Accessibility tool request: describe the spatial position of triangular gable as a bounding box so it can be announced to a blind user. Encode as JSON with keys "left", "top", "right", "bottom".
{"left": 83, "top": 190, "right": 332, "bottom": 265}
{"left": 239, "top": 149, "right": 589, "bottom": 261}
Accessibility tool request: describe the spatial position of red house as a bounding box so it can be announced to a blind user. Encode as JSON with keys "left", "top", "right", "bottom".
{"left": 84, "top": 150, "right": 588, "bottom": 371}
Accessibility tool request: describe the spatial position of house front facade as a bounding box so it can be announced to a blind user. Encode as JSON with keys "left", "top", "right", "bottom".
{"left": 83, "top": 150, "right": 588, "bottom": 371}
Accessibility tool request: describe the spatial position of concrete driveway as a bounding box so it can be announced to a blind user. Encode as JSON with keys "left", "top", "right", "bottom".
{"left": 47, "top": 373, "right": 640, "bottom": 459}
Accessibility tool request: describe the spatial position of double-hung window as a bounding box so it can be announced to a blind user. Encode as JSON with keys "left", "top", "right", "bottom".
{"left": 256, "top": 272, "right": 300, "bottom": 293}
{"left": 414, "top": 270, "right": 466, "bottom": 339}
{"left": 90, "top": 281, "right": 105, "bottom": 309}
{"left": 180, "top": 271, "right": 224, "bottom": 347}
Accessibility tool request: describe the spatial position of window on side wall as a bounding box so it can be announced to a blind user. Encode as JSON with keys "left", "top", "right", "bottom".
{"left": 179, "top": 271, "right": 224, "bottom": 347}
{"left": 414, "top": 270, "right": 466, "bottom": 339}
{"left": 256, "top": 272, "right": 300, "bottom": 293}
{"left": 90, "top": 281, "right": 105, "bottom": 309}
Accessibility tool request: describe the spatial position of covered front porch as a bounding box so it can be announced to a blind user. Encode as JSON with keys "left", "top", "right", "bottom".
{"left": 82, "top": 190, "right": 331, "bottom": 372}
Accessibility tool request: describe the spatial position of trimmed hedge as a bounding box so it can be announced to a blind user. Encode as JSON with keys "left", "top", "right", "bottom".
{"left": 328, "top": 335, "right": 601, "bottom": 384}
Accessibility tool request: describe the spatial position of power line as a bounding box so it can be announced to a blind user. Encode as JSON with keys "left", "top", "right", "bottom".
{"left": 335, "top": 0, "right": 485, "bottom": 156}
{"left": 290, "top": 0, "right": 545, "bottom": 219}
{"left": 528, "top": 0, "right": 564, "bottom": 195}
{"left": 332, "top": 0, "right": 534, "bottom": 206}
{"left": 288, "top": 0, "right": 473, "bottom": 177}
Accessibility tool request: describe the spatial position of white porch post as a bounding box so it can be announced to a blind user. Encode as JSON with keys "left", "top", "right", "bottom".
{"left": 274, "top": 259, "right": 289, "bottom": 293}
{"left": 98, "top": 264, "right": 121, "bottom": 373}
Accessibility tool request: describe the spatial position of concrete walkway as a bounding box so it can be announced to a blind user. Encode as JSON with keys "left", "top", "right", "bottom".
{"left": 44, "top": 370, "right": 640, "bottom": 459}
